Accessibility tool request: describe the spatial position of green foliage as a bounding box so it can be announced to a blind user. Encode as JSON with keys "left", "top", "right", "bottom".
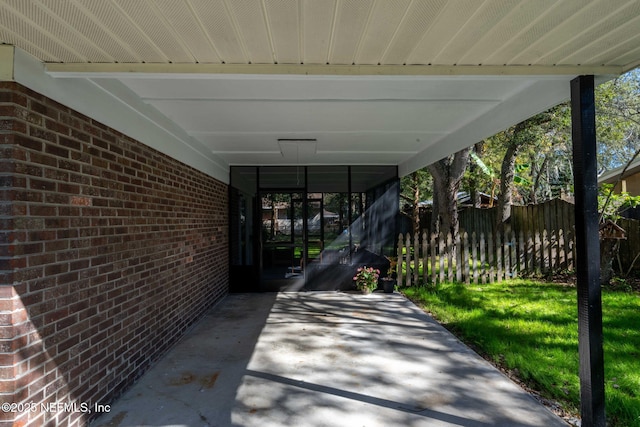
{"left": 403, "top": 280, "right": 640, "bottom": 427}
{"left": 596, "top": 71, "right": 640, "bottom": 171}
{"left": 599, "top": 183, "right": 640, "bottom": 222}
{"left": 458, "top": 69, "right": 640, "bottom": 206}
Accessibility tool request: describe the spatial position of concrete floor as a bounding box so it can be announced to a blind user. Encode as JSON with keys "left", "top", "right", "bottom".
{"left": 91, "top": 292, "right": 568, "bottom": 427}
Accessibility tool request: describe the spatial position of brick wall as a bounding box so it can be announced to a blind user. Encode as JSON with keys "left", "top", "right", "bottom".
{"left": 0, "top": 82, "right": 229, "bottom": 426}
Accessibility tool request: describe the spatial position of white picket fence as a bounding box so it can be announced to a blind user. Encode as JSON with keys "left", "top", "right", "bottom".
{"left": 397, "top": 229, "right": 576, "bottom": 286}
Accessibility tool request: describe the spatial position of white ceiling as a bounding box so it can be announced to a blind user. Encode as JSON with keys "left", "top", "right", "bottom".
{"left": 2, "top": 0, "right": 640, "bottom": 180}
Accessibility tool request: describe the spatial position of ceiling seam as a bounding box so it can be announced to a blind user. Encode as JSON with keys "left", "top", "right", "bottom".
{"left": 259, "top": 0, "right": 278, "bottom": 64}
{"left": 351, "top": 0, "right": 377, "bottom": 65}
{"left": 0, "top": 22, "right": 57, "bottom": 63}
{"left": 326, "top": 0, "right": 340, "bottom": 64}
{"left": 183, "top": 0, "right": 223, "bottom": 63}
{"left": 553, "top": 4, "right": 640, "bottom": 66}
{"left": 220, "top": 0, "right": 251, "bottom": 63}
{"left": 505, "top": 0, "right": 585, "bottom": 66}
{"left": 107, "top": 0, "right": 170, "bottom": 63}
{"left": 146, "top": 1, "right": 198, "bottom": 63}
{"left": 68, "top": 0, "right": 142, "bottom": 63}
{"left": 481, "top": 1, "right": 558, "bottom": 66}
{"left": 402, "top": 0, "right": 449, "bottom": 65}
{"left": 298, "top": 0, "right": 304, "bottom": 63}
{"left": 32, "top": 0, "right": 115, "bottom": 62}
{"left": 1, "top": 0, "right": 85, "bottom": 62}
{"left": 433, "top": 0, "right": 507, "bottom": 65}
{"left": 377, "top": 0, "right": 414, "bottom": 65}
{"left": 456, "top": 0, "right": 527, "bottom": 65}
{"left": 431, "top": 0, "right": 486, "bottom": 64}
{"left": 146, "top": 98, "right": 503, "bottom": 103}
{"left": 534, "top": 0, "right": 638, "bottom": 66}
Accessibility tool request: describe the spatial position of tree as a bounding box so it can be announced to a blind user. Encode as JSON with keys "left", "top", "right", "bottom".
{"left": 595, "top": 71, "right": 640, "bottom": 172}
{"left": 427, "top": 148, "right": 471, "bottom": 238}
{"left": 400, "top": 169, "right": 431, "bottom": 235}
{"left": 492, "top": 105, "right": 569, "bottom": 229}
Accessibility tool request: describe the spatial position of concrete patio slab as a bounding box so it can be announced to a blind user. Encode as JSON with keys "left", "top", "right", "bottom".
{"left": 91, "top": 292, "right": 568, "bottom": 427}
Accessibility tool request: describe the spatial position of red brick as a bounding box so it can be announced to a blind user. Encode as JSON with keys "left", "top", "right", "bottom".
{"left": 3, "top": 82, "right": 229, "bottom": 427}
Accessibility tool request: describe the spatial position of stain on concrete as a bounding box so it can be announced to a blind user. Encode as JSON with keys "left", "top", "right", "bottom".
{"left": 169, "top": 371, "right": 196, "bottom": 386}
{"left": 168, "top": 371, "right": 221, "bottom": 390}
{"left": 199, "top": 371, "right": 221, "bottom": 389}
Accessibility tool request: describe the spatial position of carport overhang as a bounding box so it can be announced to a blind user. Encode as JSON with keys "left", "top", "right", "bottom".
{"left": 0, "top": 47, "right": 627, "bottom": 184}
{"left": 2, "top": 2, "right": 640, "bottom": 426}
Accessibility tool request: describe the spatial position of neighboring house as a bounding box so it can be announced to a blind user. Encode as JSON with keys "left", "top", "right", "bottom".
{"left": 598, "top": 157, "right": 640, "bottom": 195}
{"left": 1, "top": 2, "right": 638, "bottom": 426}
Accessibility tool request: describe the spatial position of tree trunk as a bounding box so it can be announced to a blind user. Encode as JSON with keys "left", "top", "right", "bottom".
{"left": 427, "top": 148, "right": 471, "bottom": 240}
{"left": 496, "top": 143, "right": 519, "bottom": 231}
{"left": 411, "top": 171, "right": 421, "bottom": 235}
{"left": 530, "top": 154, "right": 550, "bottom": 205}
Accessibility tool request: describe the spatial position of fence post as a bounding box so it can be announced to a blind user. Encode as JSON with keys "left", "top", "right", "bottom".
{"left": 464, "top": 232, "right": 470, "bottom": 284}
{"left": 414, "top": 231, "right": 420, "bottom": 285}
{"left": 398, "top": 233, "right": 404, "bottom": 287}
{"left": 447, "top": 233, "right": 454, "bottom": 283}
{"left": 430, "top": 233, "right": 436, "bottom": 285}
{"left": 559, "top": 228, "right": 566, "bottom": 270}
{"left": 405, "top": 233, "right": 412, "bottom": 288}
{"left": 510, "top": 231, "right": 517, "bottom": 279}
{"left": 534, "top": 230, "right": 541, "bottom": 274}
{"left": 504, "top": 231, "right": 510, "bottom": 280}
{"left": 518, "top": 230, "right": 525, "bottom": 277}
{"left": 487, "top": 233, "right": 494, "bottom": 283}
{"left": 439, "top": 233, "right": 445, "bottom": 285}
{"left": 496, "top": 232, "right": 503, "bottom": 283}
{"left": 472, "top": 231, "right": 478, "bottom": 285}
{"left": 480, "top": 233, "right": 487, "bottom": 285}
{"left": 456, "top": 232, "right": 462, "bottom": 283}
{"left": 422, "top": 231, "right": 428, "bottom": 285}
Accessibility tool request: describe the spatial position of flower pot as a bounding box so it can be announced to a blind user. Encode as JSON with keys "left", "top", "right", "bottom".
{"left": 381, "top": 278, "right": 396, "bottom": 293}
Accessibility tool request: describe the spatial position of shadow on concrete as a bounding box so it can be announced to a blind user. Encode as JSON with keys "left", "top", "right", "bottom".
{"left": 92, "top": 292, "right": 567, "bottom": 427}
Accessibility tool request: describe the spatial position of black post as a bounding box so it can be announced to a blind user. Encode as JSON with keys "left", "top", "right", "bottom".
{"left": 571, "top": 75, "right": 606, "bottom": 427}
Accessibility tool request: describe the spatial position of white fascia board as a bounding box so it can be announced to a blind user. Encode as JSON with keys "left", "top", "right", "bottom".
{"left": 12, "top": 47, "right": 229, "bottom": 183}
{"left": 45, "top": 62, "right": 624, "bottom": 77}
{"left": 0, "top": 46, "right": 15, "bottom": 81}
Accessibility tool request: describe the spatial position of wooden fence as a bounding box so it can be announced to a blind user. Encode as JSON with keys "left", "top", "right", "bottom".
{"left": 397, "top": 228, "right": 576, "bottom": 287}
{"left": 410, "top": 199, "right": 640, "bottom": 281}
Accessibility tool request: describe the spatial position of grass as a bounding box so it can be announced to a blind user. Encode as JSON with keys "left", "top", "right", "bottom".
{"left": 402, "top": 279, "right": 640, "bottom": 427}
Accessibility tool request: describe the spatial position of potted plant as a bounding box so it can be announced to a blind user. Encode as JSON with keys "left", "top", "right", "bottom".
{"left": 353, "top": 266, "right": 380, "bottom": 294}
{"left": 381, "top": 256, "right": 397, "bottom": 293}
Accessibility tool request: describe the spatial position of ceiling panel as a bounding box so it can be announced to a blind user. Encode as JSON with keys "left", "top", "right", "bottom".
{"left": 148, "top": 99, "right": 498, "bottom": 133}
{"left": 2, "top": 0, "right": 640, "bottom": 178}
{"left": 2, "top": 0, "right": 637, "bottom": 68}
{"left": 300, "top": 0, "right": 334, "bottom": 64}
{"left": 153, "top": 0, "right": 221, "bottom": 63}
{"left": 188, "top": 0, "right": 245, "bottom": 63}
{"left": 458, "top": 1, "right": 556, "bottom": 66}
{"left": 113, "top": 0, "right": 193, "bottom": 63}
{"left": 434, "top": 0, "right": 519, "bottom": 65}
{"left": 0, "top": 0, "right": 84, "bottom": 62}
{"left": 404, "top": 0, "right": 475, "bottom": 65}
{"left": 354, "top": 0, "right": 410, "bottom": 65}
{"left": 329, "top": 0, "right": 373, "bottom": 64}
{"left": 227, "top": 0, "right": 272, "bottom": 64}
{"left": 77, "top": 0, "right": 167, "bottom": 62}
{"left": 265, "top": 0, "right": 301, "bottom": 64}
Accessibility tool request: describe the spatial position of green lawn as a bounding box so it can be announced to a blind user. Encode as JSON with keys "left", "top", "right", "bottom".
{"left": 402, "top": 280, "right": 640, "bottom": 427}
